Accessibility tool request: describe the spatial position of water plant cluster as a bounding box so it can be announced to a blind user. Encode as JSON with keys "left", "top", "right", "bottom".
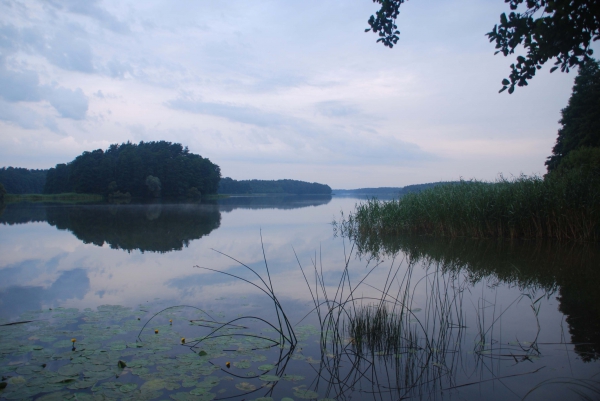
{"left": 335, "top": 173, "right": 600, "bottom": 241}
{"left": 2, "top": 239, "right": 600, "bottom": 400}
{"left": 294, "top": 247, "right": 471, "bottom": 399}
{"left": 0, "top": 303, "right": 324, "bottom": 401}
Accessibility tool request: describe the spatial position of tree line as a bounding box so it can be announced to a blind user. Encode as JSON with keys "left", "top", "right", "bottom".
{"left": 0, "top": 167, "right": 47, "bottom": 194}
{"left": 43, "top": 141, "right": 221, "bottom": 198}
{"left": 218, "top": 177, "right": 332, "bottom": 195}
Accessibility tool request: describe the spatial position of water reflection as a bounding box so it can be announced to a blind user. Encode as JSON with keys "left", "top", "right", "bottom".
{"left": 347, "top": 233, "right": 600, "bottom": 362}
{"left": 0, "top": 196, "right": 332, "bottom": 253}
{"left": 216, "top": 194, "right": 332, "bottom": 211}
{"left": 0, "top": 268, "right": 89, "bottom": 318}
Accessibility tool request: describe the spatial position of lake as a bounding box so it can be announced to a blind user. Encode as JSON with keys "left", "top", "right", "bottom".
{"left": 1, "top": 196, "right": 599, "bottom": 400}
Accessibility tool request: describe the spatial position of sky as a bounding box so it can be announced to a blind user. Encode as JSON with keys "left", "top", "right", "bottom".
{"left": 0, "top": 0, "right": 592, "bottom": 189}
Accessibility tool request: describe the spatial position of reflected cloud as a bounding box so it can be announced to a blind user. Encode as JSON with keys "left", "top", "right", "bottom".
{"left": 0, "top": 268, "right": 90, "bottom": 319}
{"left": 0, "top": 254, "right": 65, "bottom": 288}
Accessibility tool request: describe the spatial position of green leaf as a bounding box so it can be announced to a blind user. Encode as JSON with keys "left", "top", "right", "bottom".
{"left": 259, "top": 374, "right": 280, "bottom": 381}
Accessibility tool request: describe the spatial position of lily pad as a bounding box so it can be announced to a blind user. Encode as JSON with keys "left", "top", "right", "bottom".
{"left": 259, "top": 374, "right": 280, "bottom": 382}
{"left": 233, "top": 360, "right": 251, "bottom": 369}
{"left": 119, "top": 383, "right": 138, "bottom": 393}
{"left": 235, "top": 382, "right": 256, "bottom": 391}
{"left": 294, "top": 387, "right": 319, "bottom": 399}
{"left": 140, "top": 379, "right": 166, "bottom": 392}
{"left": 257, "top": 364, "right": 275, "bottom": 371}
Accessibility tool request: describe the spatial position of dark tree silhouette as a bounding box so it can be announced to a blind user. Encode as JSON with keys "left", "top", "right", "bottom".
{"left": 44, "top": 141, "right": 221, "bottom": 198}
{"left": 545, "top": 59, "right": 600, "bottom": 172}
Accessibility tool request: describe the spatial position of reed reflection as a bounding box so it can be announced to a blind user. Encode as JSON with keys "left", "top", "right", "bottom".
{"left": 341, "top": 232, "right": 600, "bottom": 363}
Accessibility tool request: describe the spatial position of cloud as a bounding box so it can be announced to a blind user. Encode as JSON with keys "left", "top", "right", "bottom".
{"left": 0, "top": 22, "right": 95, "bottom": 73}
{"left": 105, "top": 58, "right": 133, "bottom": 79}
{"left": 45, "top": 86, "right": 89, "bottom": 120}
{"left": 0, "top": 63, "right": 42, "bottom": 102}
{"left": 167, "top": 97, "right": 290, "bottom": 128}
{"left": 0, "top": 53, "right": 89, "bottom": 122}
{"left": 0, "top": 99, "right": 41, "bottom": 129}
{"left": 316, "top": 101, "right": 360, "bottom": 118}
{"left": 44, "top": 30, "right": 95, "bottom": 73}
{"left": 51, "top": 0, "right": 130, "bottom": 34}
{"left": 0, "top": 24, "right": 20, "bottom": 52}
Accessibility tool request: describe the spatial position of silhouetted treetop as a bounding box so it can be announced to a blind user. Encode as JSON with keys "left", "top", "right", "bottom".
{"left": 366, "top": 0, "right": 600, "bottom": 93}
{"left": 44, "top": 141, "right": 221, "bottom": 198}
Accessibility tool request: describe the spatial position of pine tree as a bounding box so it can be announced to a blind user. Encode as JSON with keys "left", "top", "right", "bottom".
{"left": 546, "top": 59, "right": 600, "bottom": 173}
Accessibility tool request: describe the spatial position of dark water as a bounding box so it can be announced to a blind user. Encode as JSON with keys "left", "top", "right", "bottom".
{"left": 0, "top": 196, "right": 599, "bottom": 400}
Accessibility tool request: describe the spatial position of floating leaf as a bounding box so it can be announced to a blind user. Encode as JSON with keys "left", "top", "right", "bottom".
{"left": 233, "top": 360, "right": 250, "bottom": 369}
{"left": 119, "top": 383, "right": 138, "bottom": 393}
{"left": 58, "top": 364, "right": 81, "bottom": 377}
{"left": 235, "top": 382, "right": 256, "bottom": 391}
{"left": 140, "top": 379, "right": 166, "bottom": 391}
{"left": 36, "top": 390, "right": 74, "bottom": 400}
{"left": 283, "top": 374, "right": 305, "bottom": 382}
{"left": 250, "top": 354, "right": 267, "bottom": 362}
{"left": 294, "top": 387, "right": 319, "bottom": 399}
{"left": 259, "top": 374, "right": 280, "bottom": 382}
{"left": 257, "top": 364, "right": 275, "bottom": 371}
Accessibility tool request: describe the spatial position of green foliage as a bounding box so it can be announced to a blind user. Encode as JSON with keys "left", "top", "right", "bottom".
{"left": 0, "top": 182, "right": 6, "bottom": 202}
{"left": 218, "top": 178, "right": 331, "bottom": 195}
{"left": 44, "top": 141, "right": 221, "bottom": 198}
{"left": 145, "top": 175, "right": 162, "bottom": 198}
{"left": 546, "top": 60, "right": 600, "bottom": 172}
{"left": 337, "top": 174, "right": 600, "bottom": 241}
{"left": 4, "top": 193, "right": 103, "bottom": 204}
{"left": 0, "top": 167, "right": 47, "bottom": 194}
{"left": 554, "top": 147, "right": 600, "bottom": 177}
{"left": 366, "top": 0, "right": 600, "bottom": 92}
{"left": 187, "top": 187, "right": 202, "bottom": 199}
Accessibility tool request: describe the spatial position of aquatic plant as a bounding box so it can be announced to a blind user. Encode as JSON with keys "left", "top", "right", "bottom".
{"left": 335, "top": 173, "right": 600, "bottom": 241}
{"left": 293, "top": 243, "right": 468, "bottom": 400}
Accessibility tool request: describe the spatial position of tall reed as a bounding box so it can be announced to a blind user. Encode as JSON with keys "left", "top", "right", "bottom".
{"left": 335, "top": 173, "right": 600, "bottom": 241}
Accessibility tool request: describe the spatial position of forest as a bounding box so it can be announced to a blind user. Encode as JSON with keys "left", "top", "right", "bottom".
{"left": 218, "top": 177, "right": 332, "bottom": 195}
{"left": 0, "top": 167, "right": 47, "bottom": 194}
{"left": 333, "top": 182, "right": 456, "bottom": 196}
{"left": 43, "top": 141, "right": 221, "bottom": 199}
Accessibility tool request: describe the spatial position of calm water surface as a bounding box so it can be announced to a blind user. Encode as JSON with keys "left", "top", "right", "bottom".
{"left": 0, "top": 196, "right": 599, "bottom": 400}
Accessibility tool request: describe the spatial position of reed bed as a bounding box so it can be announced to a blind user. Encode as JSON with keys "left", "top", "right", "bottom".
{"left": 335, "top": 173, "right": 600, "bottom": 241}
{"left": 4, "top": 192, "right": 104, "bottom": 203}
{"left": 295, "top": 247, "right": 467, "bottom": 399}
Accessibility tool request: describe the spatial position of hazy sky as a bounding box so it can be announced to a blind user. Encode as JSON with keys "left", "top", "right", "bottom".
{"left": 0, "top": 0, "right": 592, "bottom": 188}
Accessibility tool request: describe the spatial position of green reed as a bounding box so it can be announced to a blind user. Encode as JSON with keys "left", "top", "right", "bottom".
{"left": 336, "top": 173, "right": 600, "bottom": 241}
{"left": 4, "top": 192, "right": 104, "bottom": 203}
{"left": 294, "top": 245, "right": 467, "bottom": 399}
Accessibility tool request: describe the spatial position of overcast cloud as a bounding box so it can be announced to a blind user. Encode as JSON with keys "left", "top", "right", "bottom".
{"left": 0, "top": 0, "right": 593, "bottom": 188}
